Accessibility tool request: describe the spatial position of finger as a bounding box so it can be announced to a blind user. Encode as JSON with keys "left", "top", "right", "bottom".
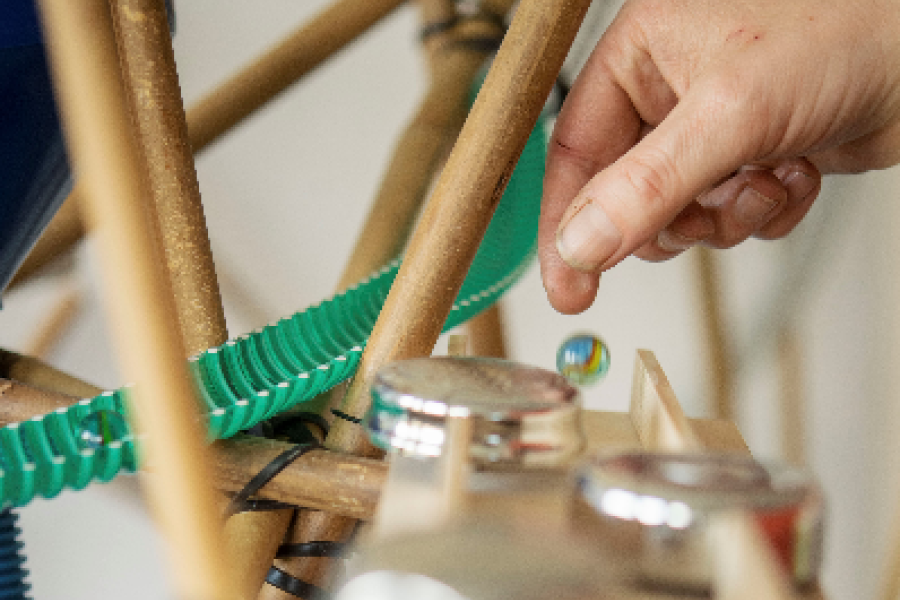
{"left": 698, "top": 168, "right": 788, "bottom": 249}
{"left": 634, "top": 202, "right": 716, "bottom": 261}
{"left": 755, "top": 159, "right": 821, "bottom": 239}
{"left": 539, "top": 42, "right": 645, "bottom": 313}
{"left": 555, "top": 71, "right": 772, "bottom": 272}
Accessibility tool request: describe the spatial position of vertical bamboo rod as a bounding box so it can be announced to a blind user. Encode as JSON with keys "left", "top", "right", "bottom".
{"left": 36, "top": 1, "right": 236, "bottom": 598}
{"left": 467, "top": 303, "right": 508, "bottom": 358}
{"left": 695, "top": 246, "right": 734, "bottom": 419}
{"left": 880, "top": 506, "right": 900, "bottom": 600}
{"left": 186, "top": 0, "right": 407, "bottom": 153}
{"left": 110, "top": 3, "right": 289, "bottom": 597}
{"left": 777, "top": 325, "right": 807, "bottom": 465}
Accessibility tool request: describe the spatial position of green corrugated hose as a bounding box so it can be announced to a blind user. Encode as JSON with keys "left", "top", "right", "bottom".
{"left": 0, "top": 108, "right": 548, "bottom": 509}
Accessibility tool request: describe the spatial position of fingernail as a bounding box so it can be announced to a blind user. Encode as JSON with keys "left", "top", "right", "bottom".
{"left": 657, "top": 229, "right": 698, "bottom": 253}
{"left": 734, "top": 186, "right": 777, "bottom": 224}
{"left": 556, "top": 201, "right": 623, "bottom": 271}
{"left": 784, "top": 171, "right": 816, "bottom": 202}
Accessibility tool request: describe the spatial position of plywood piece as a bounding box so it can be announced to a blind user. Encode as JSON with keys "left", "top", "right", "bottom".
{"left": 709, "top": 512, "right": 796, "bottom": 600}
{"left": 630, "top": 350, "right": 702, "bottom": 453}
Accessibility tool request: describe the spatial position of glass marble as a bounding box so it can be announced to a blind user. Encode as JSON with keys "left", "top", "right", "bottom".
{"left": 556, "top": 334, "right": 610, "bottom": 385}
{"left": 76, "top": 410, "right": 129, "bottom": 450}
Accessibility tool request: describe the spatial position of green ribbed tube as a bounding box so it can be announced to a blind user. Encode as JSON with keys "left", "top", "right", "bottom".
{"left": 0, "top": 112, "right": 547, "bottom": 509}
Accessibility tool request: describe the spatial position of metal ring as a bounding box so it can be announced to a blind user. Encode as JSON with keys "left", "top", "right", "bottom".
{"left": 575, "top": 452, "right": 824, "bottom": 593}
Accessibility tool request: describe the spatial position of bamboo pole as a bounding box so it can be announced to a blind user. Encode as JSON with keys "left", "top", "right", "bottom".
{"left": 264, "top": 2, "right": 590, "bottom": 597}
{"left": 777, "top": 325, "right": 807, "bottom": 465}
{"left": 0, "top": 348, "right": 102, "bottom": 398}
{"left": 111, "top": 0, "right": 228, "bottom": 356}
{"left": 186, "top": 0, "right": 407, "bottom": 154}
{"left": 467, "top": 303, "right": 508, "bottom": 358}
{"left": 330, "top": 0, "right": 591, "bottom": 452}
{"left": 695, "top": 246, "right": 734, "bottom": 419}
{"left": 107, "top": 2, "right": 291, "bottom": 596}
{"left": 7, "top": 197, "right": 85, "bottom": 290}
{"left": 260, "top": 4, "right": 519, "bottom": 596}
{"left": 23, "top": 282, "right": 81, "bottom": 360}
{"left": 35, "top": 1, "right": 235, "bottom": 598}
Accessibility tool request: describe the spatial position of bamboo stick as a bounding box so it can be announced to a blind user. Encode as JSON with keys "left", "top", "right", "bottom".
{"left": 109, "top": 2, "right": 291, "bottom": 596}
{"left": 260, "top": 4, "right": 514, "bottom": 596}
{"left": 186, "top": 0, "right": 407, "bottom": 153}
{"left": 330, "top": 0, "right": 591, "bottom": 453}
{"left": 35, "top": 1, "right": 235, "bottom": 597}
{"left": 23, "top": 282, "right": 81, "bottom": 360}
{"left": 777, "top": 325, "right": 807, "bottom": 465}
{"left": 879, "top": 506, "right": 900, "bottom": 600}
{"left": 695, "top": 246, "right": 734, "bottom": 420}
{"left": 111, "top": 0, "right": 228, "bottom": 356}
{"left": 467, "top": 303, "right": 508, "bottom": 358}
{"left": 266, "top": 3, "right": 590, "bottom": 597}
{"left": 0, "top": 348, "right": 102, "bottom": 398}
{"left": 7, "top": 197, "right": 85, "bottom": 290}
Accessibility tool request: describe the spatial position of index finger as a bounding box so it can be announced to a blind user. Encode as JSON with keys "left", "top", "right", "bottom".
{"left": 539, "top": 48, "right": 643, "bottom": 314}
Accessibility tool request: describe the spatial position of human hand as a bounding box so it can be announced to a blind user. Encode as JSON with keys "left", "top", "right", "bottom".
{"left": 539, "top": 0, "right": 900, "bottom": 314}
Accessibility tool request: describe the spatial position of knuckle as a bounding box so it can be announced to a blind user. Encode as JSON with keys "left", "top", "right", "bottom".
{"left": 618, "top": 148, "right": 681, "bottom": 233}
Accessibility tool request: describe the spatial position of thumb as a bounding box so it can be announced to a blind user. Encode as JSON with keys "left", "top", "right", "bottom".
{"left": 555, "top": 79, "right": 764, "bottom": 272}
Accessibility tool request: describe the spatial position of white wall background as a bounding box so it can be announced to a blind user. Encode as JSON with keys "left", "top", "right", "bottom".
{"left": 2, "top": 1, "right": 898, "bottom": 598}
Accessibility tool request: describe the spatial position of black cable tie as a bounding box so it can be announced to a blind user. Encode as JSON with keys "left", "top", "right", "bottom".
{"left": 276, "top": 540, "right": 345, "bottom": 559}
{"left": 224, "top": 442, "right": 320, "bottom": 519}
{"left": 330, "top": 409, "right": 361, "bottom": 425}
{"left": 266, "top": 566, "right": 332, "bottom": 600}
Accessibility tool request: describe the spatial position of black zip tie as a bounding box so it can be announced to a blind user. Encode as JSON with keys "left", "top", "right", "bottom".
{"left": 224, "top": 442, "right": 319, "bottom": 519}
{"left": 276, "top": 540, "right": 345, "bottom": 559}
{"left": 330, "top": 409, "right": 361, "bottom": 425}
{"left": 266, "top": 566, "right": 332, "bottom": 600}
{"left": 420, "top": 9, "right": 507, "bottom": 42}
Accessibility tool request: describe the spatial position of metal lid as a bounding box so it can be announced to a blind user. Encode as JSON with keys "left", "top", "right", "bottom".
{"left": 578, "top": 452, "right": 816, "bottom": 514}
{"left": 366, "top": 357, "right": 582, "bottom": 466}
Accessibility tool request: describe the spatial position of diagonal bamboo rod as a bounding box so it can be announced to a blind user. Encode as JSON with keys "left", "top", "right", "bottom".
{"left": 263, "top": 2, "right": 591, "bottom": 597}
{"left": 186, "top": 0, "right": 407, "bottom": 154}
{"left": 330, "top": 0, "right": 591, "bottom": 453}
{"left": 35, "top": 0, "right": 235, "bottom": 597}
{"left": 7, "top": 197, "right": 85, "bottom": 290}
{"left": 260, "top": 3, "right": 509, "bottom": 596}
{"left": 0, "top": 348, "right": 102, "bottom": 398}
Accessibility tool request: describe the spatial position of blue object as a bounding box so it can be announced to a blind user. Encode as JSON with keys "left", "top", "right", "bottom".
{"left": 0, "top": 0, "right": 72, "bottom": 297}
{"left": 0, "top": 510, "right": 29, "bottom": 599}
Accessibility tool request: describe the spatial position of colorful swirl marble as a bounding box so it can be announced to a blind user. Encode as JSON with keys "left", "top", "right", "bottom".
{"left": 556, "top": 334, "right": 610, "bottom": 385}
